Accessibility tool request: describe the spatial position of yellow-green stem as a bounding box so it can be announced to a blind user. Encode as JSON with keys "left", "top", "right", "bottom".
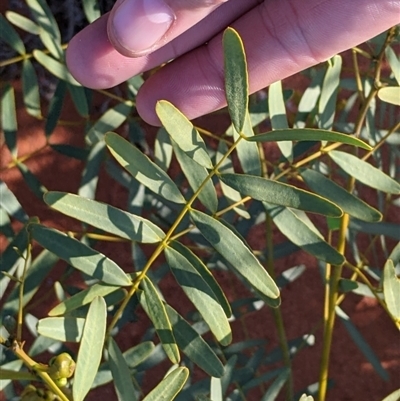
{"left": 266, "top": 215, "right": 293, "bottom": 400}
{"left": 13, "top": 341, "right": 71, "bottom": 401}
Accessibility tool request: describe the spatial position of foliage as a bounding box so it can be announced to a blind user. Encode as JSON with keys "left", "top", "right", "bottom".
{"left": 1, "top": 1, "right": 400, "bottom": 401}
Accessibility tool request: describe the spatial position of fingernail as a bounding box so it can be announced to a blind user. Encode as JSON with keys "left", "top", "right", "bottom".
{"left": 112, "top": 0, "right": 175, "bottom": 54}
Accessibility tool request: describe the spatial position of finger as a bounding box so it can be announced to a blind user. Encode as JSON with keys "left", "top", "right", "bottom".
{"left": 135, "top": 0, "right": 400, "bottom": 125}
{"left": 66, "top": 0, "right": 253, "bottom": 88}
{"left": 107, "top": 0, "right": 228, "bottom": 57}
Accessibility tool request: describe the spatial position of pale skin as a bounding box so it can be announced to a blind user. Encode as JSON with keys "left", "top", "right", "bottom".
{"left": 66, "top": 0, "right": 400, "bottom": 126}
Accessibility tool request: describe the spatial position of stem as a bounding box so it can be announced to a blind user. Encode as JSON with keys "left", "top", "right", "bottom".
{"left": 317, "top": 28, "right": 395, "bottom": 401}
{"left": 12, "top": 341, "right": 71, "bottom": 401}
{"left": 16, "top": 233, "right": 32, "bottom": 341}
{"left": 265, "top": 215, "right": 293, "bottom": 400}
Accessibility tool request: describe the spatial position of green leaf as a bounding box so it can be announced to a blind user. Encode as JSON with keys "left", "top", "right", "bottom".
{"left": 190, "top": 209, "right": 280, "bottom": 299}
{"left": 1, "top": 84, "right": 18, "bottom": 157}
{"left": 216, "top": 140, "right": 250, "bottom": 219}
{"left": 3, "top": 250, "right": 58, "bottom": 313}
{"left": 26, "top": 0, "right": 63, "bottom": 59}
{"left": 17, "top": 162, "right": 47, "bottom": 199}
{"left": 82, "top": 0, "right": 101, "bottom": 23}
{"left": 0, "top": 369, "right": 35, "bottom": 381}
{"left": 329, "top": 150, "right": 400, "bottom": 194}
{"left": 22, "top": 59, "right": 41, "bottom": 117}
{"left": 383, "top": 259, "right": 400, "bottom": 322}
{"left": 78, "top": 141, "right": 106, "bottom": 199}
{"left": 261, "top": 368, "right": 290, "bottom": 401}
{"left": 33, "top": 50, "right": 80, "bottom": 85}
{"left": 139, "top": 278, "right": 180, "bottom": 364}
{"left": 106, "top": 132, "right": 185, "bottom": 204}
{"left": 155, "top": 101, "right": 213, "bottom": 169}
{"left": 382, "top": 388, "right": 400, "bottom": 401}
{"left": 50, "top": 144, "right": 89, "bottom": 161}
{"left": 335, "top": 306, "right": 389, "bottom": 381}
{"left": 264, "top": 203, "right": 345, "bottom": 265}
{"left": 108, "top": 337, "right": 138, "bottom": 401}
{"left": 231, "top": 111, "right": 262, "bottom": 176}
{"left": 385, "top": 46, "right": 400, "bottom": 85}
{"left": 37, "top": 317, "right": 85, "bottom": 342}
{"left": 388, "top": 243, "right": 400, "bottom": 265}
{"left": 299, "top": 394, "right": 314, "bottom": 401}
{"left": 123, "top": 341, "right": 155, "bottom": 368}
{"left": 0, "top": 180, "right": 28, "bottom": 223}
{"left": 318, "top": 55, "right": 342, "bottom": 130}
{"left": 378, "top": 86, "right": 400, "bottom": 106}
{"left": 142, "top": 367, "right": 189, "bottom": 401}
{"left": 73, "top": 297, "right": 107, "bottom": 401}
{"left": 223, "top": 28, "right": 248, "bottom": 133}
{"left": 49, "top": 282, "right": 121, "bottom": 316}
{"left": 172, "top": 141, "right": 218, "bottom": 213}
{"left": 169, "top": 241, "right": 231, "bottom": 317}
{"left": 210, "top": 377, "right": 223, "bottom": 401}
{"left": 301, "top": 169, "right": 382, "bottom": 222}
{"left": 165, "top": 245, "right": 232, "bottom": 346}
{"left": 0, "top": 361, "right": 24, "bottom": 391}
{"left": 349, "top": 219, "right": 400, "bottom": 241}
{"left": 68, "top": 84, "right": 89, "bottom": 118}
{"left": 5, "top": 11, "right": 40, "bottom": 35}
{"left": 269, "top": 80, "right": 292, "bottom": 161}
{"left": 0, "top": 225, "right": 28, "bottom": 274}
{"left": 0, "top": 14, "right": 25, "bottom": 54}
{"left": 29, "top": 224, "right": 132, "bottom": 286}
{"left": 165, "top": 304, "right": 225, "bottom": 378}
{"left": 247, "top": 129, "right": 372, "bottom": 150}
{"left": 45, "top": 80, "right": 67, "bottom": 136}
{"left": 154, "top": 127, "right": 173, "bottom": 171}
{"left": 220, "top": 355, "right": 237, "bottom": 395}
{"left": 86, "top": 102, "right": 132, "bottom": 145}
{"left": 44, "top": 192, "right": 165, "bottom": 243}
{"left": 219, "top": 173, "right": 342, "bottom": 217}
{"left": 338, "top": 278, "right": 359, "bottom": 293}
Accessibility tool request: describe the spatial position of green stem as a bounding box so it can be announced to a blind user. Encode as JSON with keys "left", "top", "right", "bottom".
{"left": 265, "top": 216, "right": 293, "bottom": 400}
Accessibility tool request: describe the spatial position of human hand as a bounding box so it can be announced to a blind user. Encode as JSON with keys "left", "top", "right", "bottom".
{"left": 66, "top": 0, "right": 399, "bottom": 126}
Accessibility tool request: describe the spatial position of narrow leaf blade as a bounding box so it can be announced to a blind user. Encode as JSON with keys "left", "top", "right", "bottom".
{"left": 247, "top": 129, "right": 372, "bottom": 150}
{"left": 165, "top": 245, "right": 232, "bottom": 346}
{"left": 264, "top": 203, "right": 345, "bottom": 265}
{"left": 73, "top": 297, "right": 107, "bottom": 401}
{"left": 329, "top": 150, "right": 400, "bottom": 194}
{"left": 219, "top": 173, "right": 342, "bottom": 217}
{"left": 86, "top": 102, "right": 132, "bottom": 145}
{"left": 37, "top": 317, "right": 85, "bottom": 342}
{"left": 142, "top": 367, "right": 189, "bottom": 401}
{"left": 169, "top": 241, "right": 231, "bottom": 317}
{"left": 301, "top": 169, "right": 382, "bottom": 222}
{"left": 383, "top": 259, "right": 400, "bottom": 321}
{"left": 139, "top": 278, "right": 180, "bottom": 364}
{"left": 108, "top": 337, "right": 138, "bottom": 401}
{"left": 172, "top": 141, "right": 218, "bottom": 213}
{"left": 190, "top": 210, "right": 280, "bottom": 299}
{"left": 223, "top": 28, "right": 248, "bottom": 133}
{"left": 29, "top": 224, "right": 132, "bottom": 286}
{"left": 166, "top": 304, "right": 225, "bottom": 378}
{"left": 44, "top": 192, "right": 165, "bottom": 243}
{"left": 106, "top": 132, "right": 185, "bottom": 204}
{"left": 156, "top": 101, "right": 213, "bottom": 169}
